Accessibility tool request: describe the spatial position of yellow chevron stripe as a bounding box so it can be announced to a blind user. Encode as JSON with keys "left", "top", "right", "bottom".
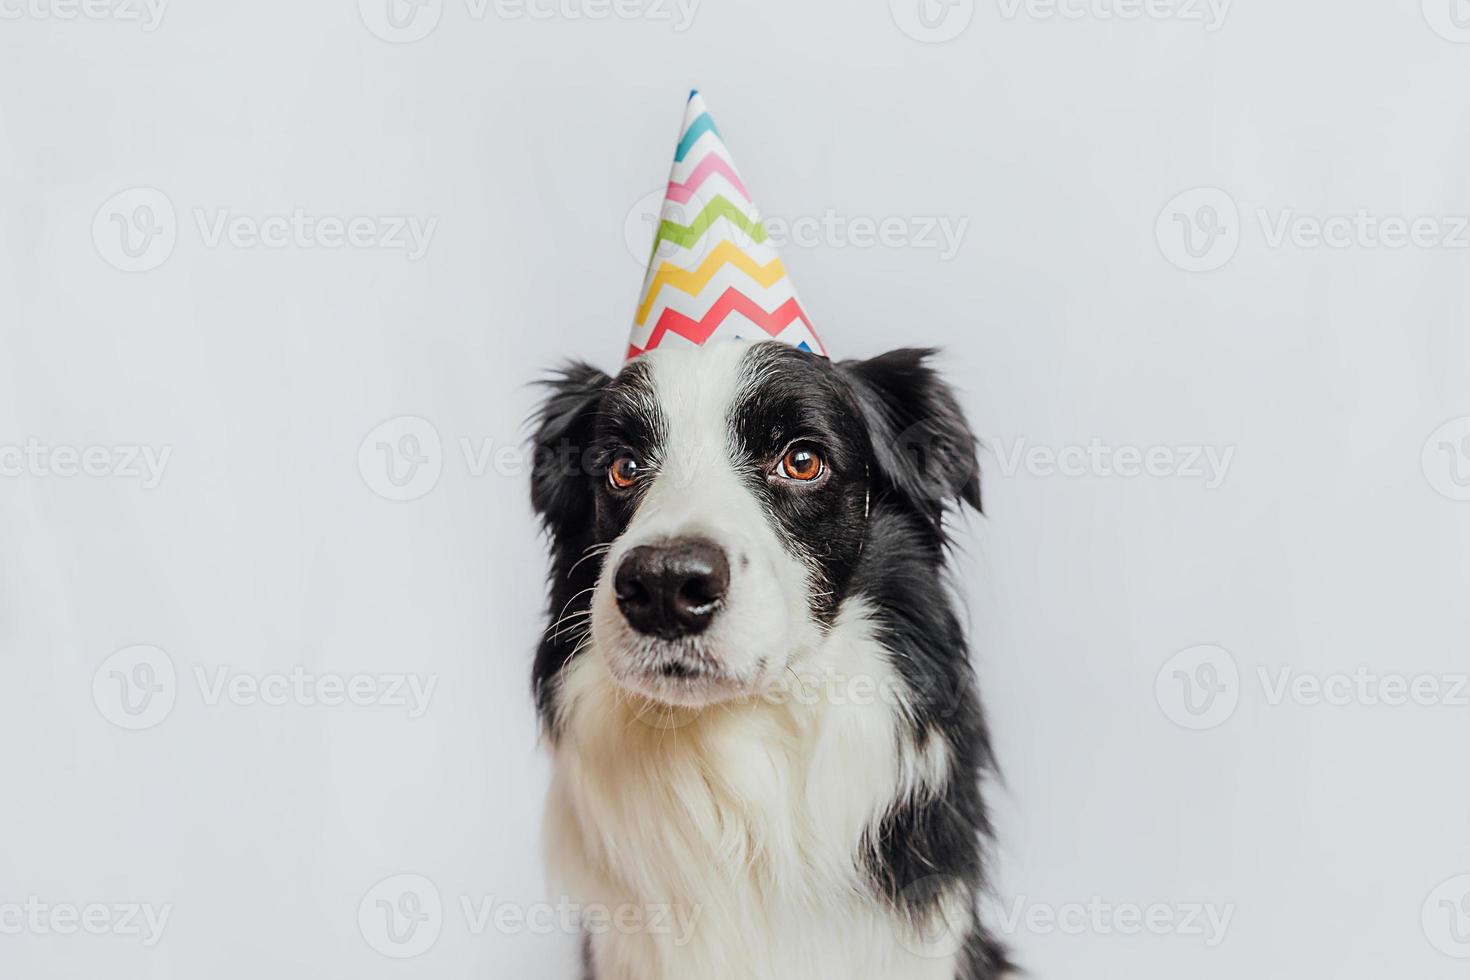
{"left": 637, "top": 241, "right": 788, "bottom": 326}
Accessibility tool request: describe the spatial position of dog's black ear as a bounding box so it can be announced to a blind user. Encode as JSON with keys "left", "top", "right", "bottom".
{"left": 839, "top": 348, "right": 981, "bottom": 528}
{"left": 530, "top": 362, "right": 612, "bottom": 539}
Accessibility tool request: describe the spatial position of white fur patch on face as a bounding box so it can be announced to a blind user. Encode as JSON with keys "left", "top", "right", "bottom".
{"left": 588, "top": 343, "right": 820, "bottom": 708}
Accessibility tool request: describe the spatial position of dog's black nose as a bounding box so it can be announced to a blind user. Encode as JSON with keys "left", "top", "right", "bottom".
{"left": 614, "top": 539, "right": 730, "bottom": 638}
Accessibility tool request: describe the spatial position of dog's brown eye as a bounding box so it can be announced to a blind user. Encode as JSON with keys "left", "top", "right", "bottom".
{"left": 780, "top": 446, "right": 824, "bottom": 482}
{"left": 608, "top": 453, "right": 640, "bottom": 490}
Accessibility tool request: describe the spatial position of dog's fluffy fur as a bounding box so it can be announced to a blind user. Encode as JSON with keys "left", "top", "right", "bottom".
{"left": 530, "top": 341, "right": 1006, "bottom": 980}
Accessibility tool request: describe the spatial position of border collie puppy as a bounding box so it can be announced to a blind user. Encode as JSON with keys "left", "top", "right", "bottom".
{"left": 530, "top": 340, "right": 1006, "bottom": 980}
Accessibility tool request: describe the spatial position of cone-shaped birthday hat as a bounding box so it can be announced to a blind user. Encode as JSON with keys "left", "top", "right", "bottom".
{"left": 627, "top": 92, "right": 826, "bottom": 360}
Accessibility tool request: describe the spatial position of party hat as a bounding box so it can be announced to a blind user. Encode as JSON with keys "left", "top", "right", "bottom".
{"left": 627, "top": 91, "right": 826, "bottom": 360}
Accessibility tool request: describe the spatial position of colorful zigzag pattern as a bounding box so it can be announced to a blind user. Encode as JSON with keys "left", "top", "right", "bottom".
{"left": 628, "top": 91, "right": 825, "bottom": 359}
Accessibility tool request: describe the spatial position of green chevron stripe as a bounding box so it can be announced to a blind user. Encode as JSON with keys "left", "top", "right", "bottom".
{"left": 650, "top": 196, "right": 768, "bottom": 257}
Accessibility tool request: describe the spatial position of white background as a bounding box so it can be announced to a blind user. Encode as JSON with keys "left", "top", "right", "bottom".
{"left": 3, "top": 0, "right": 1470, "bottom": 977}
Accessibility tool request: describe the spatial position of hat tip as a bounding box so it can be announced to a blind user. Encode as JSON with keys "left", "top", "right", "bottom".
{"left": 688, "top": 88, "right": 699, "bottom": 100}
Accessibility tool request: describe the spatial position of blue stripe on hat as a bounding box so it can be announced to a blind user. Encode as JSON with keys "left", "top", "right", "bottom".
{"left": 674, "top": 113, "right": 719, "bottom": 162}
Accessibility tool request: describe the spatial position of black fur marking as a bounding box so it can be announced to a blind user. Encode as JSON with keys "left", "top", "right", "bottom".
{"left": 529, "top": 359, "right": 669, "bottom": 734}
{"left": 727, "top": 344, "right": 873, "bottom": 624}
{"left": 841, "top": 347, "right": 983, "bottom": 527}
{"left": 836, "top": 350, "right": 1004, "bottom": 977}
{"left": 851, "top": 509, "right": 1008, "bottom": 979}
{"left": 529, "top": 362, "right": 613, "bottom": 729}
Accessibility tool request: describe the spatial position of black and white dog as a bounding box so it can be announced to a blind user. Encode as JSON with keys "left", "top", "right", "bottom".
{"left": 530, "top": 340, "right": 1007, "bottom": 980}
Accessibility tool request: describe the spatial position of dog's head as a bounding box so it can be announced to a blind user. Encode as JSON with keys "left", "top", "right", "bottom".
{"left": 530, "top": 341, "right": 980, "bottom": 717}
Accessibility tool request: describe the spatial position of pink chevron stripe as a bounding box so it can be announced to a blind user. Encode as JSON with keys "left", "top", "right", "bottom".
{"left": 665, "top": 153, "right": 750, "bottom": 204}
{"left": 629, "top": 286, "right": 817, "bottom": 357}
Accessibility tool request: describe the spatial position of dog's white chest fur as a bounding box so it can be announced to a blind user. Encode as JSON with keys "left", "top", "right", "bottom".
{"left": 544, "top": 601, "right": 965, "bottom": 980}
